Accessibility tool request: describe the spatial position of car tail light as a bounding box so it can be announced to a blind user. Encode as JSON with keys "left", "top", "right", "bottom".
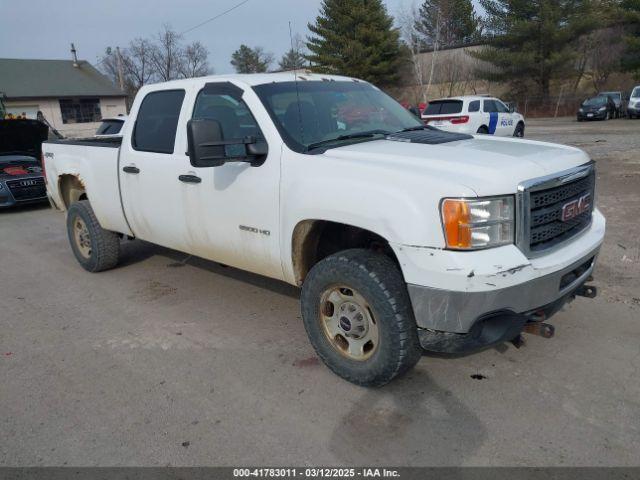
{"left": 450, "top": 116, "right": 470, "bottom": 124}
{"left": 423, "top": 115, "right": 470, "bottom": 125}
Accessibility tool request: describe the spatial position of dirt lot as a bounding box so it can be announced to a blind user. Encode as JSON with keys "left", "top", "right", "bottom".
{"left": 1, "top": 117, "right": 639, "bottom": 467}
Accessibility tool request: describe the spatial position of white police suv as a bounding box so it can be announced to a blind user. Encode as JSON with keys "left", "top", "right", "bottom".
{"left": 421, "top": 95, "right": 526, "bottom": 137}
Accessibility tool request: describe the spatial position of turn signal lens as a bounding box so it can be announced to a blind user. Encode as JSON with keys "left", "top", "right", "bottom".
{"left": 441, "top": 197, "right": 514, "bottom": 250}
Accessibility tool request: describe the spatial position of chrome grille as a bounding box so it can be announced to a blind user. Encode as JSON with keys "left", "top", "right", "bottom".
{"left": 6, "top": 177, "right": 47, "bottom": 201}
{"left": 517, "top": 163, "right": 596, "bottom": 256}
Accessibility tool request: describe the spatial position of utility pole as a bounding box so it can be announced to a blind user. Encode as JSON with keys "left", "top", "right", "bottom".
{"left": 116, "top": 47, "right": 125, "bottom": 92}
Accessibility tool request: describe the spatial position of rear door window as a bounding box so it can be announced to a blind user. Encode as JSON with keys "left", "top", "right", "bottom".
{"left": 423, "top": 100, "right": 463, "bottom": 115}
{"left": 133, "top": 90, "right": 185, "bottom": 154}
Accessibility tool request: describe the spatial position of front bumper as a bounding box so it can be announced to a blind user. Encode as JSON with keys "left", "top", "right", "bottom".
{"left": 407, "top": 246, "right": 598, "bottom": 333}
{"left": 0, "top": 176, "right": 48, "bottom": 208}
{"left": 577, "top": 111, "right": 606, "bottom": 120}
{"left": 410, "top": 248, "right": 598, "bottom": 353}
{"left": 392, "top": 207, "right": 605, "bottom": 352}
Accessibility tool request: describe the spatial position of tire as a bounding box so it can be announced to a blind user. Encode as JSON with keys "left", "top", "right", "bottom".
{"left": 513, "top": 122, "right": 525, "bottom": 138}
{"left": 66, "top": 200, "right": 120, "bottom": 272}
{"left": 477, "top": 125, "right": 489, "bottom": 135}
{"left": 300, "top": 249, "right": 422, "bottom": 387}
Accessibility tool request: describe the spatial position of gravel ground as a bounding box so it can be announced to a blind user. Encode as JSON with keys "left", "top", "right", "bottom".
{"left": 1, "top": 117, "right": 639, "bottom": 467}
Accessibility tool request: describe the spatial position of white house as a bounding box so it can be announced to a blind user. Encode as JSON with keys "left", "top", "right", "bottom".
{"left": 0, "top": 58, "right": 128, "bottom": 137}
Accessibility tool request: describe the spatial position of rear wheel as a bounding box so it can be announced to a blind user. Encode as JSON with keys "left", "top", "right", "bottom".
{"left": 477, "top": 125, "right": 489, "bottom": 135}
{"left": 301, "top": 249, "right": 422, "bottom": 386}
{"left": 67, "top": 200, "right": 120, "bottom": 272}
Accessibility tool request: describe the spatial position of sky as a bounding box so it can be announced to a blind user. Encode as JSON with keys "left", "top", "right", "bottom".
{"left": 0, "top": 0, "right": 481, "bottom": 75}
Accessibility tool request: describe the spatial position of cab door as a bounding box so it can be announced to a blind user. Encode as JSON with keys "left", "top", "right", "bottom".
{"left": 119, "top": 88, "right": 193, "bottom": 252}
{"left": 179, "top": 81, "right": 283, "bottom": 280}
{"left": 494, "top": 100, "right": 515, "bottom": 136}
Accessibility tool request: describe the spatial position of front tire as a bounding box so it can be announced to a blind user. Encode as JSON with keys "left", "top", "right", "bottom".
{"left": 66, "top": 200, "right": 120, "bottom": 272}
{"left": 300, "top": 249, "right": 422, "bottom": 387}
{"left": 513, "top": 122, "right": 525, "bottom": 138}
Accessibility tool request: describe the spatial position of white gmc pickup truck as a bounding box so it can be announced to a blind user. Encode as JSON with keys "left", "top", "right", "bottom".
{"left": 44, "top": 73, "right": 606, "bottom": 386}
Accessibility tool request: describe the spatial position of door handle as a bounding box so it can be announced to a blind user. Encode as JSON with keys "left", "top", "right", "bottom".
{"left": 122, "top": 165, "right": 140, "bottom": 174}
{"left": 178, "top": 174, "right": 202, "bottom": 184}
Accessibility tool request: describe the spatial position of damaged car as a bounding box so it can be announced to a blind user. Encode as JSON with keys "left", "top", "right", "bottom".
{"left": 0, "top": 118, "right": 49, "bottom": 208}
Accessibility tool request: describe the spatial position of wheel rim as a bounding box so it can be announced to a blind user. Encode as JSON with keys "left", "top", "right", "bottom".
{"left": 319, "top": 286, "right": 379, "bottom": 361}
{"left": 73, "top": 216, "right": 92, "bottom": 259}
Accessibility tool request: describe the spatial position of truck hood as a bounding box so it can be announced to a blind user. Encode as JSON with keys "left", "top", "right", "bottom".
{"left": 0, "top": 119, "right": 49, "bottom": 160}
{"left": 322, "top": 135, "right": 591, "bottom": 196}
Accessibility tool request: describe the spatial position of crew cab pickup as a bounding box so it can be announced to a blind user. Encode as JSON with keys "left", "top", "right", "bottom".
{"left": 43, "top": 73, "right": 606, "bottom": 386}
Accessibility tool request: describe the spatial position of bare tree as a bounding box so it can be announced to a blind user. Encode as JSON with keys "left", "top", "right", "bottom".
{"left": 398, "top": 3, "right": 428, "bottom": 103}
{"left": 98, "top": 48, "right": 121, "bottom": 87}
{"left": 178, "top": 41, "right": 211, "bottom": 78}
{"left": 150, "top": 24, "right": 183, "bottom": 81}
{"left": 123, "top": 38, "right": 155, "bottom": 89}
{"left": 585, "top": 27, "right": 625, "bottom": 92}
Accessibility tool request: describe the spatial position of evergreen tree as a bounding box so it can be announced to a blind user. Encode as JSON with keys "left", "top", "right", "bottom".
{"left": 306, "top": 0, "right": 403, "bottom": 86}
{"left": 622, "top": 0, "right": 640, "bottom": 77}
{"left": 470, "top": 0, "right": 597, "bottom": 99}
{"left": 279, "top": 35, "right": 308, "bottom": 70}
{"left": 415, "top": 0, "right": 480, "bottom": 48}
{"left": 230, "top": 45, "right": 273, "bottom": 73}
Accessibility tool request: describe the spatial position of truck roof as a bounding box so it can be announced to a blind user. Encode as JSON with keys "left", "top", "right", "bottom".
{"left": 147, "top": 72, "right": 361, "bottom": 89}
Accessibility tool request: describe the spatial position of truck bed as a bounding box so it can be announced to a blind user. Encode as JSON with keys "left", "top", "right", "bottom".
{"left": 43, "top": 138, "right": 132, "bottom": 236}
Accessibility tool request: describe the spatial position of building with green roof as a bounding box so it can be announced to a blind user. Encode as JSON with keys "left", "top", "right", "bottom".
{"left": 0, "top": 58, "right": 127, "bottom": 137}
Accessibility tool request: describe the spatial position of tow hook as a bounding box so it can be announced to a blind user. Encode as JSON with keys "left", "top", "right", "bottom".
{"left": 575, "top": 284, "right": 597, "bottom": 299}
{"left": 523, "top": 322, "right": 555, "bottom": 339}
{"left": 512, "top": 321, "right": 555, "bottom": 348}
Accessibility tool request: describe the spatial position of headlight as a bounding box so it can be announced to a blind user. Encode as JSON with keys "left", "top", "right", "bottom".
{"left": 441, "top": 196, "right": 514, "bottom": 250}
{"left": 579, "top": 108, "right": 584, "bottom": 112}
{"left": 599, "top": 106, "right": 607, "bottom": 111}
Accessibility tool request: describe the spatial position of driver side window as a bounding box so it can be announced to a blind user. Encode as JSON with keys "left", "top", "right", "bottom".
{"left": 192, "top": 90, "right": 264, "bottom": 142}
{"left": 496, "top": 101, "right": 510, "bottom": 113}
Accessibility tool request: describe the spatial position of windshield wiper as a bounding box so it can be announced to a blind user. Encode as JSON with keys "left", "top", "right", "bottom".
{"left": 306, "top": 130, "right": 390, "bottom": 152}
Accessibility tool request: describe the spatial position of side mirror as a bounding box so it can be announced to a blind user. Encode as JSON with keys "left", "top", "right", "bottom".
{"left": 187, "top": 119, "right": 269, "bottom": 168}
{"left": 187, "top": 118, "right": 226, "bottom": 168}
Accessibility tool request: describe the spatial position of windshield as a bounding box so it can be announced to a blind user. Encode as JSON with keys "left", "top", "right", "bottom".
{"left": 253, "top": 81, "right": 423, "bottom": 152}
{"left": 632, "top": 87, "right": 640, "bottom": 98}
{"left": 583, "top": 97, "right": 607, "bottom": 107}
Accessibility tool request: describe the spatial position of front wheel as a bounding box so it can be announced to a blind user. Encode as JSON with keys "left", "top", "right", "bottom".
{"left": 513, "top": 123, "right": 525, "bottom": 138}
{"left": 67, "top": 200, "right": 121, "bottom": 272}
{"left": 300, "top": 249, "right": 422, "bottom": 387}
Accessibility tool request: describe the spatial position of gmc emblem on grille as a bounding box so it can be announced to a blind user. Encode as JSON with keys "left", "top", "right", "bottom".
{"left": 561, "top": 193, "right": 591, "bottom": 222}
{"left": 19, "top": 180, "right": 38, "bottom": 187}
